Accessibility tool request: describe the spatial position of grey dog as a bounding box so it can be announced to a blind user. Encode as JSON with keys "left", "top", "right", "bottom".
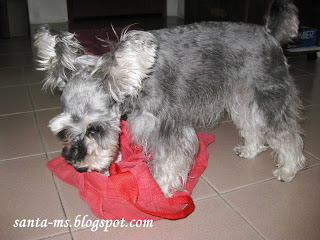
{"left": 35, "top": 0, "right": 305, "bottom": 197}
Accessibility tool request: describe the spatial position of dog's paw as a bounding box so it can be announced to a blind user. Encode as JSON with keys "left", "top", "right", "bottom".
{"left": 273, "top": 167, "right": 297, "bottom": 182}
{"left": 233, "top": 145, "right": 268, "bottom": 159}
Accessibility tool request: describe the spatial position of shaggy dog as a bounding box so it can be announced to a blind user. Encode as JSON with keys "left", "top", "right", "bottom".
{"left": 35, "top": 0, "right": 305, "bottom": 197}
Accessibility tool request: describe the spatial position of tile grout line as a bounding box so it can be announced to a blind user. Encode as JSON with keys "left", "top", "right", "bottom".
{"left": 25, "top": 74, "right": 74, "bottom": 240}
{"left": 219, "top": 194, "right": 266, "bottom": 240}
{"left": 0, "top": 153, "right": 46, "bottom": 163}
{"left": 0, "top": 82, "right": 43, "bottom": 89}
{"left": 218, "top": 166, "right": 320, "bottom": 240}
{"left": 290, "top": 65, "right": 317, "bottom": 75}
{"left": 0, "top": 110, "right": 34, "bottom": 117}
{"left": 35, "top": 107, "right": 62, "bottom": 112}
{"left": 219, "top": 177, "right": 276, "bottom": 195}
{"left": 200, "top": 175, "right": 220, "bottom": 194}
{"left": 304, "top": 151, "right": 320, "bottom": 161}
{"left": 303, "top": 103, "right": 320, "bottom": 109}
{"left": 204, "top": 160, "right": 319, "bottom": 197}
{"left": 0, "top": 107, "right": 62, "bottom": 118}
{"left": 33, "top": 230, "right": 71, "bottom": 240}
{"left": 193, "top": 194, "right": 220, "bottom": 203}
{"left": 198, "top": 177, "right": 267, "bottom": 238}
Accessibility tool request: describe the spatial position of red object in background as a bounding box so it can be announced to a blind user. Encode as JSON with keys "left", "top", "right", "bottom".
{"left": 47, "top": 121, "right": 215, "bottom": 221}
{"left": 73, "top": 26, "right": 141, "bottom": 56}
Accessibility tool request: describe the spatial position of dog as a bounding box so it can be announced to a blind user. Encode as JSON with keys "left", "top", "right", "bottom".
{"left": 34, "top": 0, "right": 306, "bottom": 197}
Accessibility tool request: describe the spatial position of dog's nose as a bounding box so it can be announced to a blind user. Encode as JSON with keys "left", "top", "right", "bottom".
{"left": 74, "top": 166, "right": 88, "bottom": 173}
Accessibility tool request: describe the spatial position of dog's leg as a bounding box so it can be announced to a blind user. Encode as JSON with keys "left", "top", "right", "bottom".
{"left": 265, "top": 108, "right": 306, "bottom": 182}
{"left": 268, "top": 131, "right": 305, "bottom": 182}
{"left": 151, "top": 126, "right": 199, "bottom": 197}
{"left": 128, "top": 113, "right": 199, "bottom": 197}
{"left": 256, "top": 76, "right": 306, "bottom": 182}
{"left": 229, "top": 90, "right": 268, "bottom": 159}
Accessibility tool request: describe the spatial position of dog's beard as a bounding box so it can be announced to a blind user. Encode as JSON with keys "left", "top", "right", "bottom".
{"left": 83, "top": 136, "right": 119, "bottom": 172}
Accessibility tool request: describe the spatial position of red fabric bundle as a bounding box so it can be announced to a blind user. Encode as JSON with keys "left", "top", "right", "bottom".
{"left": 47, "top": 121, "right": 215, "bottom": 221}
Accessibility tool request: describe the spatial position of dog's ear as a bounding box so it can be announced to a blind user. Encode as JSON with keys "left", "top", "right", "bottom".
{"left": 94, "top": 30, "right": 158, "bottom": 102}
{"left": 34, "top": 25, "right": 85, "bottom": 91}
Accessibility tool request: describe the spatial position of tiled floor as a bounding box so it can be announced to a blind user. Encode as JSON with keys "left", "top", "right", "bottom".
{"left": 0, "top": 34, "right": 320, "bottom": 240}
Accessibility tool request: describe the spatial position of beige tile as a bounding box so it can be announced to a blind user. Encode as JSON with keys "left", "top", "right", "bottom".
{"left": 0, "top": 155, "right": 69, "bottom": 240}
{"left": 48, "top": 151, "right": 62, "bottom": 160}
{"left": 290, "top": 61, "right": 320, "bottom": 75}
{"left": 53, "top": 176, "right": 100, "bottom": 231}
{"left": 0, "top": 44, "right": 32, "bottom": 55}
{"left": 24, "top": 66, "right": 46, "bottom": 84}
{"left": 202, "top": 122, "right": 318, "bottom": 194}
{"left": 47, "top": 153, "right": 217, "bottom": 231}
{"left": 72, "top": 196, "right": 260, "bottom": 240}
{"left": 0, "top": 54, "right": 21, "bottom": 68}
{"left": 46, "top": 232, "right": 73, "bottom": 240}
{"left": 303, "top": 106, "right": 320, "bottom": 160}
{"left": 0, "top": 86, "right": 33, "bottom": 115}
{"left": 0, "top": 112, "right": 44, "bottom": 160}
{"left": 0, "top": 37, "right": 32, "bottom": 55}
{"left": 0, "top": 53, "right": 36, "bottom": 68}
{"left": 223, "top": 166, "right": 320, "bottom": 240}
{"left": 0, "top": 67, "right": 25, "bottom": 87}
{"left": 21, "top": 53, "right": 37, "bottom": 67}
{"left": 47, "top": 152, "right": 99, "bottom": 231}
{"left": 289, "top": 66, "right": 312, "bottom": 77}
{"left": 29, "top": 84, "right": 62, "bottom": 110}
{"left": 294, "top": 75, "right": 320, "bottom": 106}
{"left": 36, "top": 109, "right": 63, "bottom": 153}
{"left": 192, "top": 176, "right": 218, "bottom": 201}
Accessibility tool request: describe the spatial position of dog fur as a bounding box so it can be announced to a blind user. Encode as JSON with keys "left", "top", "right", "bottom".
{"left": 35, "top": 0, "right": 306, "bottom": 196}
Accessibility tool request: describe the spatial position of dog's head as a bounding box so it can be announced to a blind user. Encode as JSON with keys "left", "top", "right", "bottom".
{"left": 34, "top": 26, "right": 157, "bottom": 172}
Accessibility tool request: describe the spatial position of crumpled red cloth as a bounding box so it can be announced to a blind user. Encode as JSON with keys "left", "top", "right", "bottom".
{"left": 47, "top": 121, "right": 215, "bottom": 221}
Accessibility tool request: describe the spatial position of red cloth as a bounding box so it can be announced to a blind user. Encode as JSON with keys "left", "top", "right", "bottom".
{"left": 47, "top": 121, "right": 215, "bottom": 221}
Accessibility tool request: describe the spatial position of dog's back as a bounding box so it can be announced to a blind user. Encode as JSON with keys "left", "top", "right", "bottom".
{"left": 138, "top": 0, "right": 299, "bottom": 128}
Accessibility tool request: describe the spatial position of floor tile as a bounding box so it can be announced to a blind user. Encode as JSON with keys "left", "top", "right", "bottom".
{"left": 0, "top": 86, "right": 33, "bottom": 115}
{"left": 0, "top": 53, "right": 36, "bottom": 68}
{"left": 36, "top": 109, "right": 63, "bottom": 153}
{"left": 0, "top": 155, "right": 69, "bottom": 240}
{"left": 0, "top": 67, "right": 25, "bottom": 87}
{"left": 21, "top": 53, "right": 37, "bottom": 67}
{"left": 53, "top": 176, "right": 100, "bottom": 231}
{"left": 192, "top": 176, "right": 218, "bottom": 201}
{"left": 72, "top": 196, "right": 261, "bottom": 240}
{"left": 302, "top": 105, "right": 320, "bottom": 159}
{"left": 0, "top": 112, "right": 44, "bottom": 160}
{"left": 47, "top": 152, "right": 100, "bottom": 231}
{"left": 24, "top": 66, "right": 46, "bottom": 84}
{"left": 223, "top": 166, "right": 320, "bottom": 240}
{"left": 289, "top": 66, "right": 312, "bottom": 77}
{"left": 202, "top": 122, "right": 318, "bottom": 194}
{"left": 45, "top": 232, "right": 73, "bottom": 240}
{"left": 0, "top": 54, "right": 21, "bottom": 68}
{"left": 294, "top": 75, "right": 320, "bottom": 106}
{"left": 291, "top": 61, "right": 320, "bottom": 75}
{"left": 0, "top": 45, "right": 32, "bottom": 55}
{"left": 47, "top": 150, "right": 218, "bottom": 231}
{"left": 28, "top": 84, "right": 62, "bottom": 110}
{"left": 0, "top": 37, "right": 32, "bottom": 55}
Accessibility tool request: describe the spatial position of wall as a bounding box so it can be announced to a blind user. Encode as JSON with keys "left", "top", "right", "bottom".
{"left": 167, "top": 0, "right": 184, "bottom": 17}
{"left": 27, "top": 0, "right": 68, "bottom": 24}
{"left": 28, "top": 0, "right": 184, "bottom": 24}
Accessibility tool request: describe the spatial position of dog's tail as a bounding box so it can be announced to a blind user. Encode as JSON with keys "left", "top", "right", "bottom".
{"left": 265, "top": 0, "right": 299, "bottom": 44}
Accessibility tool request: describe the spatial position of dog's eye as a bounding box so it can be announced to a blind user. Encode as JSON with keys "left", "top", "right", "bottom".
{"left": 86, "top": 125, "right": 104, "bottom": 137}
{"left": 57, "top": 128, "right": 69, "bottom": 141}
